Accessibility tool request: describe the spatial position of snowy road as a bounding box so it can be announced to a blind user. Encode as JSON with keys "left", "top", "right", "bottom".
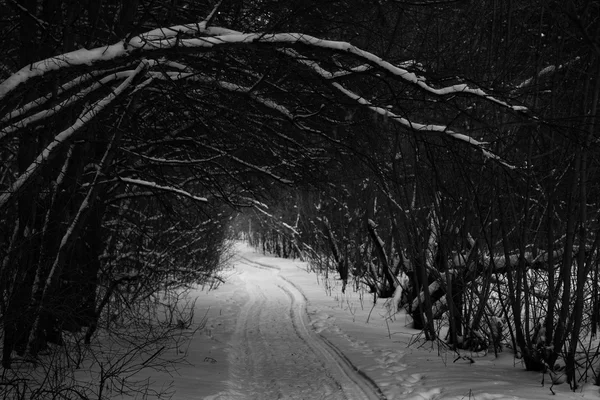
{"left": 146, "top": 243, "right": 599, "bottom": 400}
{"left": 212, "top": 256, "right": 384, "bottom": 400}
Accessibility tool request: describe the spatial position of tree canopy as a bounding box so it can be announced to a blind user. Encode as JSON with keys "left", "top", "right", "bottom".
{"left": 1, "top": 0, "right": 600, "bottom": 395}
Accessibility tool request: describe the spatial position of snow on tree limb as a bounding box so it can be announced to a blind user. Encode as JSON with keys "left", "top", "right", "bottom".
{"left": 0, "top": 19, "right": 235, "bottom": 99}
{"left": 118, "top": 177, "right": 208, "bottom": 203}
{"left": 0, "top": 43, "right": 130, "bottom": 100}
{"left": 202, "top": 143, "right": 294, "bottom": 185}
{"left": 0, "top": 60, "right": 153, "bottom": 211}
{"left": 277, "top": 48, "right": 519, "bottom": 167}
{"left": 330, "top": 81, "right": 516, "bottom": 168}
{"left": 1, "top": 70, "right": 138, "bottom": 139}
{"left": 0, "top": 15, "right": 528, "bottom": 176}
{"left": 121, "top": 149, "right": 224, "bottom": 165}
{"left": 514, "top": 57, "right": 580, "bottom": 91}
{"left": 252, "top": 202, "right": 300, "bottom": 236}
{"left": 7, "top": 0, "right": 50, "bottom": 29}
{"left": 410, "top": 281, "right": 441, "bottom": 312}
{"left": 1, "top": 66, "right": 125, "bottom": 125}
{"left": 202, "top": 0, "right": 224, "bottom": 28}
{"left": 1, "top": 21, "right": 529, "bottom": 118}
{"left": 276, "top": 47, "right": 528, "bottom": 112}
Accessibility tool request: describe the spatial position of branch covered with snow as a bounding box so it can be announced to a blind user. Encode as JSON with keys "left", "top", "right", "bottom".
{"left": 1, "top": 20, "right": 530, "bottom": 117}
{"left": 118, "top": 177, "right": 208, "bottom": 203}
{"left": 0, "top": 60, "right": 153, "bottom": 211}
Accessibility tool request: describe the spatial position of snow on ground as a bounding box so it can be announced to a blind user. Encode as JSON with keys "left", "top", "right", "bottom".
{"left": 139, "top": 242, "right": 600, "bottom": 399}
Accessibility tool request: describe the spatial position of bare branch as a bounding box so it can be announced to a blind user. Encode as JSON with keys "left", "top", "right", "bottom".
{"left": 118, "top": 177, "right": 208, "bottom": 203}
{"left": 0, "top": 60, "right": 153, "bottom": 210}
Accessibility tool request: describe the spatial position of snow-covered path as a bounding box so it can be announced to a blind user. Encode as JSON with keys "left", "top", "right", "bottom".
{"left": 214, "top": 256, "right": 382, "bottom": 399}
{"left": 137, "top": 243, "right": 600, "bottom": 400}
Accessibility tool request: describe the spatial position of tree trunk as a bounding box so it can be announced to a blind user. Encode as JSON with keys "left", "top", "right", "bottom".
{"left": 367, "top": 219, "right": 398, "bottom": 296}
{"left": 323, "top": 217, "right": 347, "bottom": 292}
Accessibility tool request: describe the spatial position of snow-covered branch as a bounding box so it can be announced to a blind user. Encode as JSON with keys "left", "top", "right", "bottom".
{"left": 331, "top": 81, "right": 515, "bottom": 168}
{"left": 0, "top": 43, "right": 130, "bottom": 100}
{"left": 1, "top": 22, "right": 530, "bottom": 118}
{"left": 0, "top": 59, "right": 153, "bottom": 211}
{"left": 253, "top": 203, "right": 300, "bottom": 236}
{"left": 118, "top": 177, "right": 207, "bottom": 203}
{"left": 515, "top": 57, "right": 581, "bottom": 91}
{"left": 274, "top": 48, "right": 518, "bottom": 167}
{"left": 1, "top": 67, "right": 125, "bottom": 125}
{"left": 277, "top": 46, "right": 527, "bottom": 112}
{"left": 1, "top": 70, "right": 139, "bottom": 139}
{"left": 122, "top": 149, "right": 224, "bottom": 165}
{"left": 7, "top": 0, "right": 50, "bottom": 29}
{"left": 202, "top": 143, "right": 294, "bottom": 185}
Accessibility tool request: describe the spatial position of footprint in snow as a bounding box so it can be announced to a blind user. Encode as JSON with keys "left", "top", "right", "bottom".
{"left": 406, "top": 373, "right": 422, "bottom": 384}
{"left": 388, "top": 364, "right": 408, "bottom": 372}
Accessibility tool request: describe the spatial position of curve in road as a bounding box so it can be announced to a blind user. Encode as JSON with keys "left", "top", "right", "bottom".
{"left": 212, "top": 256, "right": 385, "bottom": 400}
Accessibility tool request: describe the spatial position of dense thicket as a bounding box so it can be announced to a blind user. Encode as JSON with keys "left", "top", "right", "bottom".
{"left": 1, "top": 0, "right": 599, "bottom": 395}
{"left": 237, "top": 0, "right": 600, "bottom": 389}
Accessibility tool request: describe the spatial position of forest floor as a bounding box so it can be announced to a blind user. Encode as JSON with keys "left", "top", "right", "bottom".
{"left": 135, "top": 242, "right": 600, "bottom": 399}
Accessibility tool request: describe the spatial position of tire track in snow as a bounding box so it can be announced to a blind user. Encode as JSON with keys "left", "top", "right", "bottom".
{"left": 220, "top": 261, "right": 344, "bottom": 399}
{"left": 277, "top": 281, "right": 386, "bottom": 400}
{"left": 222, "top": 256, "right": 385, "bottom": 400}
